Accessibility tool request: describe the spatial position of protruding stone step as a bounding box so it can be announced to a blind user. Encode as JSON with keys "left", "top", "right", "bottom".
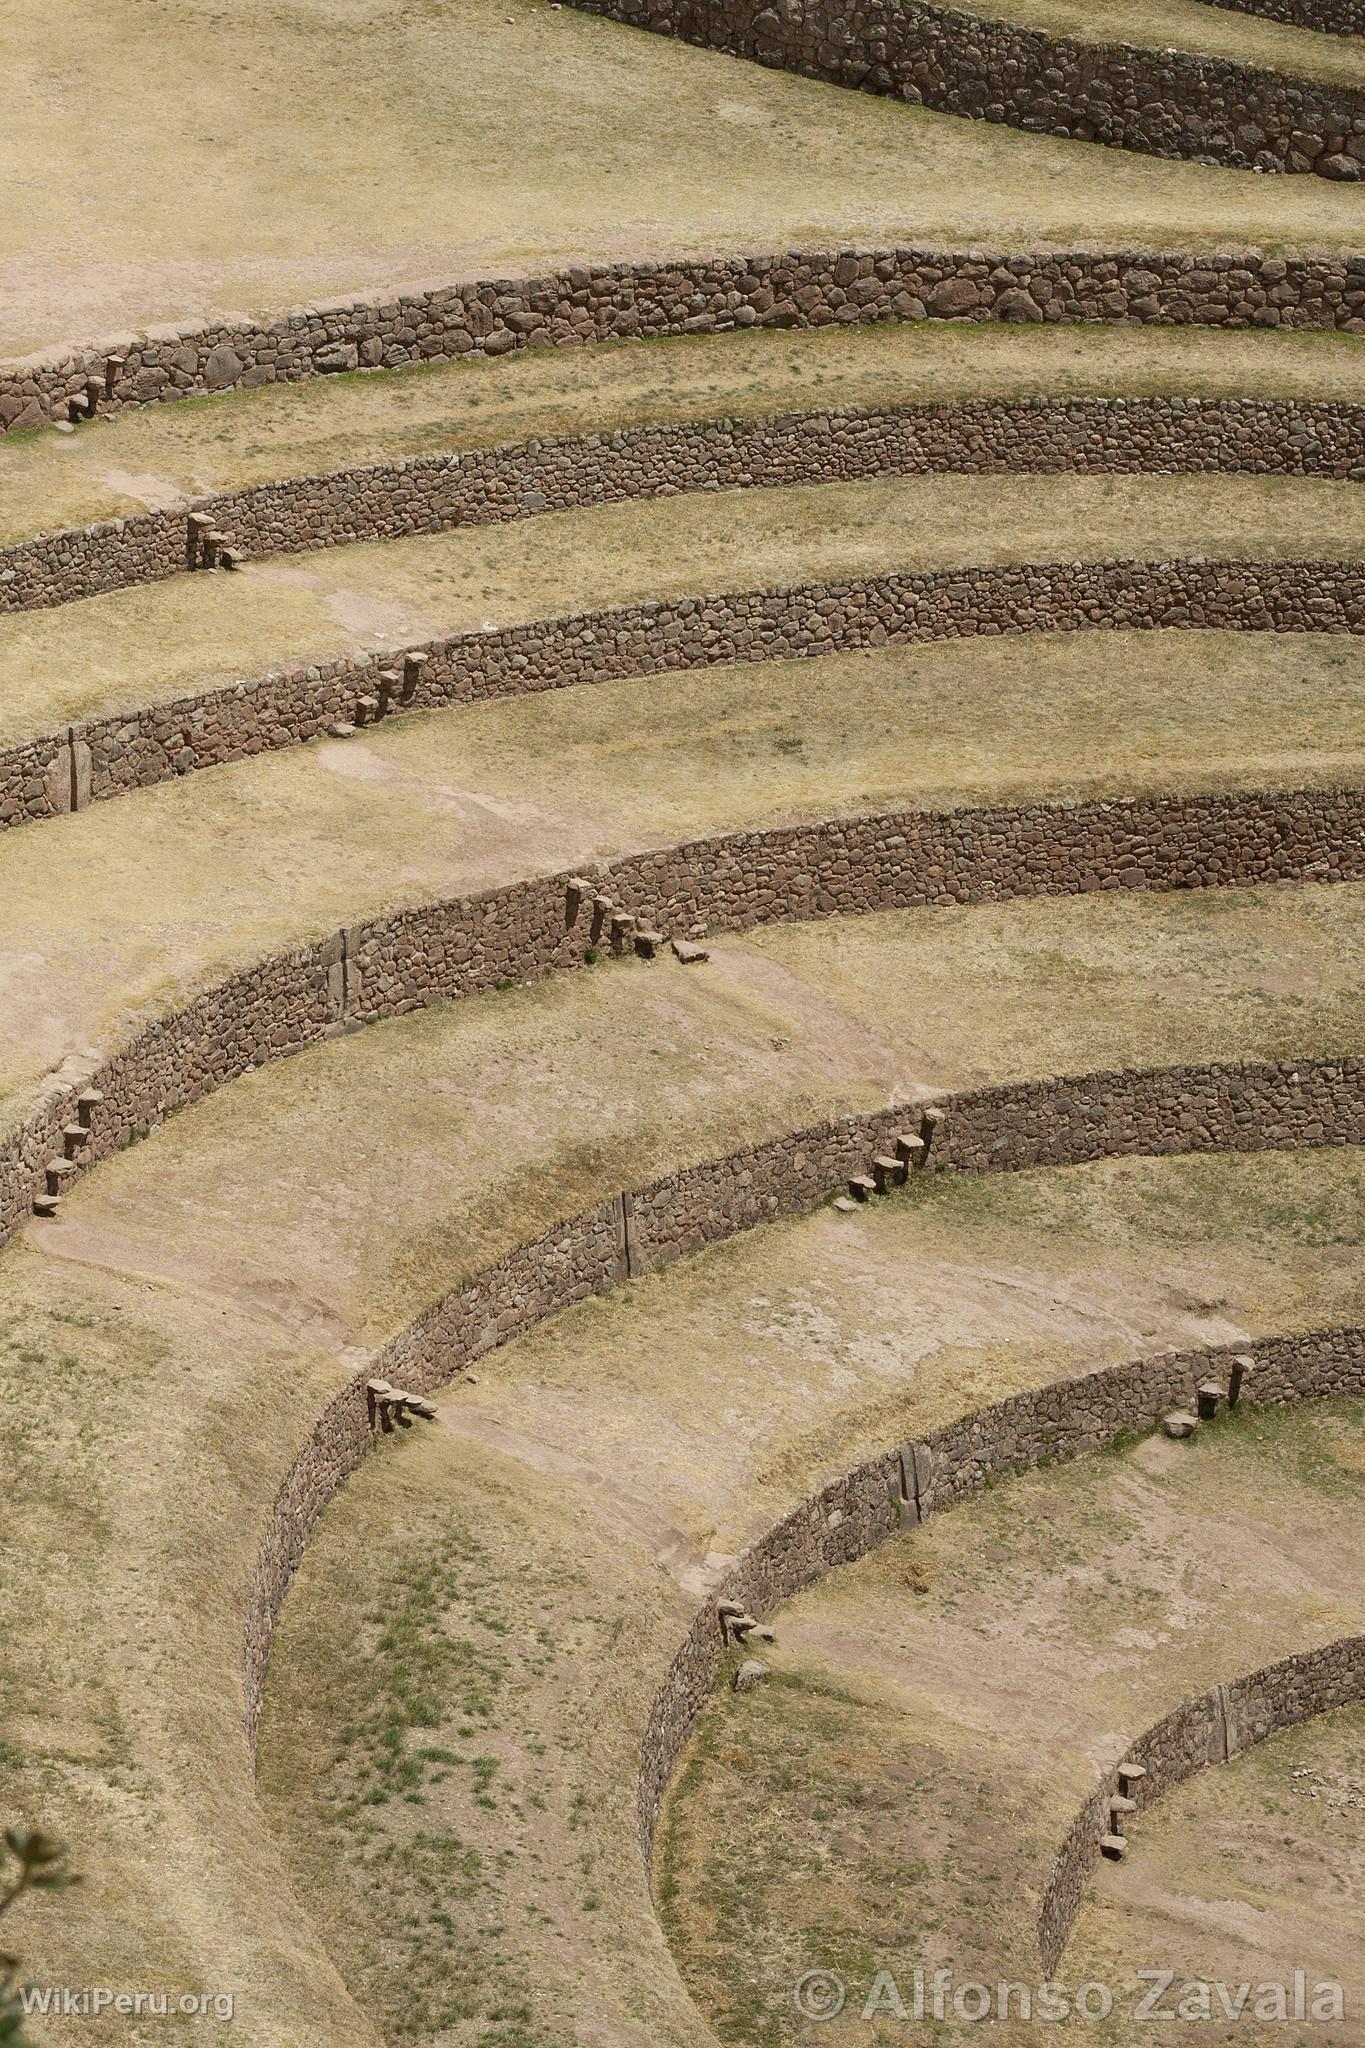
{"left": 76, "top": 1088, "right": 103, "bottom": 1126}
{"left": 1110, "top": 1794, "right": 1138, "bottom": 1822}
{"left": 46, "top": 1158, "right": 77, "bottom": 1191}
{"left": 402, "top": 650, "right": 428, "bottom": 699}
{"left": 847, "top": 1174, "right": 876, "bottom": 1202}
{"left": 871, "top": 1154, "right": 903, "bottom": 1192}
{"left": 634, "top": 929, "right": 664, "bottom": 960}
{"left": 187, "top": 511, "right": 214, "bottom": 569}
{"left": 1117, "top": 1761, "right": 1147, "bottom": 1796}
{"left": 609, "top": 911, "right": 637, "bottom": 953}
{"left": 104, "top": 356, "right": 126, "bottom": 399}
{"left": 1161, "top": 1409, "right": 1198, "bottom": 1439}
{"left": 894, "top": 1131, "right": 926, "bottom": 1167}
{"left": 394, "top": 1390, "right": 437, "bottom": 1421}
{"left": 366, "top": 1377, "right": 438, "bottom": 1427}
{"left": 84, "top": 378, "right": 104, "bottom": 416}
{"left": 220, "top": 547, "right": 245, "bottom": 570}
{"left": 1099, "top": 1832, "right": 1128, "bottom": 1861}
{"left": 354, "top": 694, "right": 380, "bottom": 725}
{"left": 33, "top": 1190, "right": 62, "bottom": 1218}
{"left": 1196, "top": 1380, "right": 1225, "bottom": 1422}
{"left": 670, "top": 938, "right": 710, "bottom": 965}
{"left": 921, "top": 1105, "right": 947, "bottom": 1166}
{"left": 62, "top": 1124, "right": 89, "bottom": 1159}
{"left": 1228, "top": 1353, "right": 1255, "bottom": 1406}
{"left": 328, "top": 720, "right": 358, "bottom": 738}
{"left": 733, "top": 1659, "right": 769, "bottom": 1692}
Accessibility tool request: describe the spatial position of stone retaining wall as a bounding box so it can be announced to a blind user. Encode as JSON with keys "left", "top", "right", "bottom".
{"left": 1039, "top": 1631, "right": 1365, "bottom": 1970}
{"left": 5, "top": 786, "right": 1362, "bottom": 1248}
{"left": 5, "top": 246, "right": 1364, "bottom": 435}
{"left": 244, "top": 1109, "right": 1365, "bottom": 1744}
{"left": 1202, "top": 0, "right": 1364, "bottom": 37}
{"left": 6, "top": 396, "right": 1365, "bottom": 617}
{"left": 565, "top": 0, "right": 1365, "bottom": 179}
{"left": 6, "top": 553, "right": 1365, "bottom": 831}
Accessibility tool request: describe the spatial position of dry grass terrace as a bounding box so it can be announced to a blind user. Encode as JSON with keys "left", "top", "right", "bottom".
{"left": 257, "top": 1151, "right": 1365, "bottom": 2048}
{"left": 1, "top": 626, "right": 1361, "bottom": 1136}
{"left": 5, "top": 321, "right": 1365, "bottom": 546}
{"left": 4, "top": 0, "right": 1365, "bottom": 360}
{"left": 4, "top": 472, "right": 1365, "bottom": 744}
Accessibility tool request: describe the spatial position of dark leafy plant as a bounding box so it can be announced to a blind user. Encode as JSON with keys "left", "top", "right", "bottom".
{"left": 0, "top": 1832, "right": 77, "bottom": 2044}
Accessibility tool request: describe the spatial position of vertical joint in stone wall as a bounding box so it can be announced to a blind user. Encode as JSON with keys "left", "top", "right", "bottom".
{"left": 43, "top": 727, "right": 88, "bottom": 817}
{"left": 897, "top": 1439, "right": 934, "bottom": 1523}
{"left": 612, "top": 1191, "right": 637, "bottom": 1281}
{"left": 324, "top": 926, "right": 351, "bottom": 1024}
{"left": 66, "top": 728, "right": 91, "bottom": 814}
{"left": 1215, "top": 1682, "right": 1231, "bottom": 1764}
